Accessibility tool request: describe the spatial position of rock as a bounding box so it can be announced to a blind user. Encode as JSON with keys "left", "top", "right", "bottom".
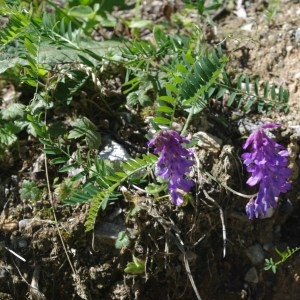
{"left": 98, "top": 138, "right": 131, "bottom": 162}
{"left": 289, "top": 125, "right": 300, "bottom": 138}
{"left": 237, "top": 118, "right": 278, "bottom": 140}
{"left": 295, "top": 27, "right": 300, "bottom": 43}
{"left": 194, "top": 131, "right": 223, "bottom": 154}
{"left": 246, "top": 244, "right": 265, "bottom": 265}
{"left": 244, "top": 267, "right": 259, "bottom": 283}
{"left": 237, "top": 118, "right": 264, "bottom": 135}
{"left": 18, "top": 219, "right": 32, "bottom": 230}
{"left": 0, "top": 268, "right": 8, "bottom": 280}
{"left": 17, "top": 238, "right": 28, "bottom": 249}
{"left": 94, "top": 221, "right": 127, "bottom": 248}
{"left": 263, "top": 243, "right": 273, "bottom": 252}
{"left": 294, "top": 71, "right": 300, "bottom": 80}
{"left": 259, "top": 202, "right": 276, "bottom": 219}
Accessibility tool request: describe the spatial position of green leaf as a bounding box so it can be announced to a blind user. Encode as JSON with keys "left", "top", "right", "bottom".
{"left": 176, "top": 63, "right": 188, "bottom": 73}
{"left": 164, "top": 83, "right": 179, "bottom": 94}
{"left": 124, "top": 255, "right": 145, "bottom": 274}
{"left": 0, "top": 122, "right": 20, "bottom": 146}
{"left": 106, "top": 175, "right": 122, "bottom": 182}
{"left": 129, "top": 20, "right": 152, "bottom": 28}
{"left": 127, "top": 159, "right": 141, "bottom": 168}
{"left": 85, "top": 191, "right": 111, "bottom": 231}
{"left": 115, "top": 171, "right": 127, "bottom": 178}
{"left": 142, "top": 153, "right": 157, "bottom": 163}
{"left": 68, "top": 5, "right": 95, "bottom": 19}
{"left": 68, "top": 117, "right": 101, "bottom": 150}
{"left": 66, "top": 191, "right": 91, "bottom": 204}
{"left": 145, "top": 183, "right": 164, "bottom": 194}
{"left": 254, "top": 78, "right": 259, "bottom": 95}
{"left": 138, "top": 94, "right": 152, "bottom": 106}
{"left": 264, "top": 81, "right": 269, "bottom": 98}
{"left": 115, "top": 230, "right": 130, "bottom": 249}
{"left": 156, "top": 106, "right": 173, "bottom": 113}
{"left": 153, "top": 116, "right": 171, "bottom": 126}
{"left": 271, "top": 85, "right": 276, "bottom": 100}
{"left": 77, "top": 54, "right": 95, "bottom": 67}
{"left": 1, "top": 103, "right": 25, "bottom": 120}
{"left": 19, "top": 180, "right": 41, "bottom": 201}
{"left": 153, "top": 26, "right": 168, "bottom": 46}
{"left": 159, "top": 95, "right": 176, "bottom": 104}
{"left": 51, "top": 157, "right": 69, "bottom": 164}
{"left": 122, "top": 162, "right": 135, "bottom": 172}
{"left": 216, "top": 88, "right": 226, "bottom": 99}
{"left": 244, "top": 96, "right": 256, "bottom": 111}
{"left": 59, "top": 163, "right": 78, "bottom": 173}
{"left": 43, "top": 147, "right": 62, "bottom": 155}
{"left": 134, "top": 157, "right": 147, "bottom": 165}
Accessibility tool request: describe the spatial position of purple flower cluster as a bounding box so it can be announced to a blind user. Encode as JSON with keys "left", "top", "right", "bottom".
{"left": 148, "top": 130, "right": 194, "bottom": 205}
{"left": 242, "top": 123, "right": 292, "bottom": 219}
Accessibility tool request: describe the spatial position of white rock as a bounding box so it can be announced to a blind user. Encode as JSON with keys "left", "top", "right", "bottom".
{"left": 98, "top": 139, "right": 131, "bottom": 161}
{"left": 194, "top": 131, "right": 223, "bottom": 153}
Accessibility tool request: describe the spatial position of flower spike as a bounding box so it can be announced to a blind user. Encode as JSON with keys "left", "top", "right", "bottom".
{"left": 242, "top": 123, "right": 292, "bottom": 219}
{"left": 148, "top": 130, "right": 194, "bottom": 205}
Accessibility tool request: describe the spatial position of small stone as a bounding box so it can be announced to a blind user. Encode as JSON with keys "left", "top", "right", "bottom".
{"left": 237, "top": 118, "right": 264, "bottom": 135}
{"left": 244, "top": 267, "right": 259, "bottom": 283}
{"left": 17, "top": 238, "right": 28, "bottom": 249}
{"left": 194, "top": 131, "right": 223, "bottom": 153}
{"left": 94, "top": 221, "right": 127, "bottom": 248}
{"left": 263, "top": 243, "right": 273, "bottom": 251}
{"left": 288, "top": 125, "right": 300, "bottom": 137}
{"left": 246, "top": 244, "right": 265, "bottom": 265}
{"left": 286, "top": 45, "right": 293, "bottom": 54}
{"left": 0, "top": 221, "right": 18, "bottom": 233}
{"left": 18, "top": 219, "right": 32, "bottom": 230}
{"left": 98, "top": 138, "right": 131, "bottom": 162}
{"left": 295, "top": 28, "right": 300, "bottom": 43}
{"left": 294, "top": 72, "right": 300, "bottom": 80}
{"left": 0, "top": 268, "right": 8, "bottom": 279}
{"left": 259, "top": 202, "right": 276, "bottom": 219}
{"left": 237, "top": 118, "right": 276, "bottom": 138}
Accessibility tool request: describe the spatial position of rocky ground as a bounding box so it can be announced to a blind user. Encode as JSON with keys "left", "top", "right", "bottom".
{"left": 0, "top": 1, "right": 300, "bottom": 299}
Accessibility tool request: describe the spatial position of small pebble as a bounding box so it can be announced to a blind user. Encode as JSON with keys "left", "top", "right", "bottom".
{"left": 295, "top": 28, "right": 300, "bottom": 43}
{"left": 245, "top": 267, "right": 259, "bottom": 283}
{"left": 194, "top": 131, "right": 223, "bottom": 153}
{"left": 263, "top": 243, "right": 273, "bottom": 251}
{"left": 18, "top": 219, "right": 32, "bottom": 230}
{"left": 17, "top": 238, "right": 28, "bottom": 249}
{"left": 246, "top": 244, "right": 265, "bottom": 265}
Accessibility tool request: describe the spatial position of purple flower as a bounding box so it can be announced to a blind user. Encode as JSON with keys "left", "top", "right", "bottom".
{"left": 242, "top": 123, "right": 292, "bottom": 219}
{"left": 148, "top": 130, "right": 194, "bottom": 205}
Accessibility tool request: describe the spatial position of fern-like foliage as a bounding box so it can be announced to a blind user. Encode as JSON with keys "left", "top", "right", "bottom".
{"left": 0, "top": 3, "right": 39, "bottom": 80}
{"left": 154, "top": 49, "right": 228, "bottom": 127}
{"left": 0, "top": 2, "right": 118, "bottom": 82}
{"left": 221, "top": 73, "right": 289, "bottom": 112}
{"left": 264, "top": 246, "right": 300, "bottom": 273}
{"left": 155, "top": 46, "right": 289, "bottom": 128}
{"left": 122, "top": 29, "right": 289, "bottom": 131}
{"left": 27, "top": 110, "right": 158, "bottom": 231}
{"left": 0, "top": 3, "right": 32, "bottom": 47}
{"left": 122, "top": 27, "right": 191, "bottom": 108}
{"left": 28, "top": 112, "right": 158, "bottom": 231}
{"left": 83, "top": 153, "right": 158, "bottom": 231}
